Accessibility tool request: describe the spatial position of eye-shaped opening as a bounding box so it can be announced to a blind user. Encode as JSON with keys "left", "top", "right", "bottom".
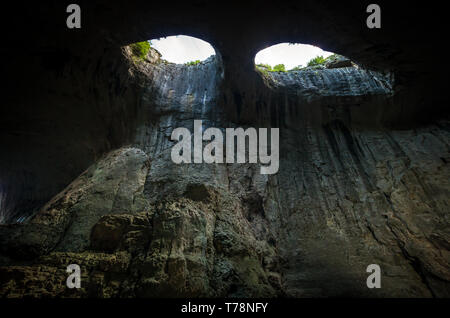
{"left": 254, "top": 42, "right": 335, "bottom": 71}
{"left": 253, "top": 42, "right": 393, "bottom": 97}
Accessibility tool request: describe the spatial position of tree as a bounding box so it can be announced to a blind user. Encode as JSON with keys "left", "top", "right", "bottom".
{"left": 272, "top": 64, "right": 286, "bottom": 72}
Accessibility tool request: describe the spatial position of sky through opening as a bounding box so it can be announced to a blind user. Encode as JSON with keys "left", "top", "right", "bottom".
{"left": 149, "top": 37, "right": 333, "bottom": 70}
{"left": 149, "top": 35, "right": 215, "bottom": 64}
{"left": 255, "top": 43, "right": 333, "bottom": 70}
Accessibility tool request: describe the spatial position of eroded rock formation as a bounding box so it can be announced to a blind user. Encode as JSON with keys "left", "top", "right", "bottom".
{"left": 0, "top": 1, "right": 449, "bottom": 298}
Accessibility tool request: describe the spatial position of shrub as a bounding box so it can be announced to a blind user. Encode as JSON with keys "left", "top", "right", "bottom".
{"left": 185, "top": 60, "right": 201, "bottom": 66}
{"left": 256, "top": 63, "right": 272, "bottom": 71}
{"left": 255, "top": 63, "right": 286, "bottom": 74}
{"left": 306, "top": 55, "right": 326, "bottom": 67}
{"left": 130, "top": 41, "right": 151, "bottom": 60}
{"left": 291, "top": 65, "right": 304, "bottom": 71}
{"left": 325, "top": 54, "right": 337, "bottom": 62}
{"left": 272, "top": 64, "right": 286, "bottom": 72}
{"left": 255, "top": 64, "right": 271, "bottom": 76}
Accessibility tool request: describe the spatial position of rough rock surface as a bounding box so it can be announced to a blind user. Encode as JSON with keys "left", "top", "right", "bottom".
{"left": 1, "top": 40, "right": 449, "bottom": 298}
{"left": 0, "top": 47, "right": 144, "bottom": 224}
{"left": 325, "top": 55, "right": 354, "bottom": 69}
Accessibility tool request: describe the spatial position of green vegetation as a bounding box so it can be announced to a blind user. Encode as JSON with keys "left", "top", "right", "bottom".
{"left": 255, "top": 64, "right": 271, "bottom": 76}
{"left": 325, "top": 54, "right": 337, "bottom": 61}
{"left": 291, "top": 65, "right": 305, "bottom": 71}
{"left": 306, "top": 55, "right": 326, "bottom": 67}
{"left": 256, "top": 63, "right": 272, "bottom": 71}
{"left": 255, "top": 63, "right": 286, "bottom": 74}
{"left": 291, "top": 55, "right": 338, "bottom": 71}
{"left": 130, "top": 41, "right": 151, "bottom": 61}
{"left": 272, "top": 64, "right": 286, "bottom": 72}
{"left": 185, "top": 60, "right": 201, "bottom": 66}
{"left": 256, "top": 55, "right": 337, "bottom": 75}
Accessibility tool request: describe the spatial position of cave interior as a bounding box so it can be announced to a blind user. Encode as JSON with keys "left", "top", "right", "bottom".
{"left": 0, "top": 1, "right": 449, "bottom": 298}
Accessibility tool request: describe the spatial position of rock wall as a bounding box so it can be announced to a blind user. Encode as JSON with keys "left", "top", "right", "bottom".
{"left": 0, "top": 47, "right": 449, "bottom": 298}
{"left": 0, "top": 47, "right": 145, "bottom": 223}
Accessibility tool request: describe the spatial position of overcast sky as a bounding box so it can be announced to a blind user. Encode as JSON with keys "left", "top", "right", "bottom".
{"left": 255, "top": 43, "right": 333, "bottom": 70}
{"left": 150, "top": 35, "right": 215, "bottom": 64}
{"left": 150, "top": 35, "right": 333, "bottom": 69}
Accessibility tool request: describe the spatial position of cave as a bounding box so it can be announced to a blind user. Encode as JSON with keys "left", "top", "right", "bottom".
{"left": 0, "top": 1, "right": 449, "bottom": 300}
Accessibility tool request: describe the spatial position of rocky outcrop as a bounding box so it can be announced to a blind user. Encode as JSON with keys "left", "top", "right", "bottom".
{"left": 0, "top": 52, "right": 282, "bottom": 296}
{"left": 324, "top": 55, "right": 353, "bottom": 69}
{"left": 0, "top": 46, "right": 146, "bottom": 224}
{"left": 0, "top": 144, "right": 281, "bottom": 297}
{"left": 275, "top": 120, "right": 450, "bottom": 297}
{"left": 260, "top": 65, "right": 392, "bottom": 101}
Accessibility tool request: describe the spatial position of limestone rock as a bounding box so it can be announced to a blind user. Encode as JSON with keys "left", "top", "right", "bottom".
{"left": 0, "top": 31, "right": 448, "bottom": 298}
{"left": 325, "top": 54, "right": 354, "bottom": 69}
